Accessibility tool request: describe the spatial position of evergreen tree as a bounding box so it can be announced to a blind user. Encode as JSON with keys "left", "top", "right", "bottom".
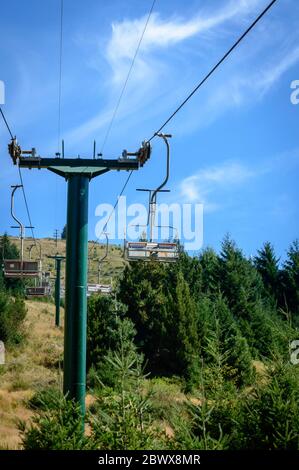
{"left": 171, "top": 272, "right": 200, "bottom": 389}
{"left": 198, "top": 247, "right": 220, "bottom": 295}
{"left": 172, "top": 251, "right": 202, "bottom": 299}
{"left": 117, "top": 261, "right": 172, "bottom": 373}
{"left": 218, "top": 236, "right": 263, "bottom": 320}
{"left": 61, "top": 225, "right": 67, "bottom": 240}
{"left": 202, "top": 295, "right": 253, "bottom": 387}
{"left": 254, "top": 242, "right": 280, "bottom": 305}
{"left": 281, "top": 240, "right": 299, "bottom": 320}
{"left": 0, "top": 234, "right": 24, "bottom": 294}
{"left": 87, "top": 295, "right": 126, "bottom": 370}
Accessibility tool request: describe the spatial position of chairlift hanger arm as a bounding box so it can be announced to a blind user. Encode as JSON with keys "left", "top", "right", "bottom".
{"left": 98, "top": 232, "right": 109, "bottom": 264}
{"left": 10, "top": 185, "right": 23, "bottom": 230}
{"left": 150, "top": 133, "right": 172, "bottom": 204}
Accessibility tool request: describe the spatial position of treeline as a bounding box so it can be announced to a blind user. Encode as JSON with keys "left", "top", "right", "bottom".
{"left": 87, "top": 237, "right": 299, "bottom": 390}
{"left": 16, "top": 236, "right": 299, "bottom": 449}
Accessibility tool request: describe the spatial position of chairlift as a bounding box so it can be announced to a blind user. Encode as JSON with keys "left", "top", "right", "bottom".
{"left": 3, "top": 185, "right": 41, "bottom": 279}
{"left": 25, "top": 282, "right": 51, "bottom": 298}
{"left": 124, "top": 134, "right": 179, "bottom": 263}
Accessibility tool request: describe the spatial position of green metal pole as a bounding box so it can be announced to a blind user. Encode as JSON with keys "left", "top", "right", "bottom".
{"left": 63, "top": 174, "right": 89, "bottom": 429}
{"left": 55, "top": 258, "right": 62, "bottom": 327}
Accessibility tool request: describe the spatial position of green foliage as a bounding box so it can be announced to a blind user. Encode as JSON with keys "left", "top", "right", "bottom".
{"left": 19, "top": 394, "right": 93, "bottom": 450}
{"left": 218, "top": 236, "right": 263, "bottom": 321}
{"left": 202, "top": 295, "right": 254, "bottom": 388}
{"left": 254, "top": 242, "right": 280, "bottom": 305}
{"left": 172, "top": 361, "right": 299, "bottom": 450}
{"left": 281, "top": 240, "right": 299, "bottom": 321}
{"left": 0, "top": 234, "right": 24, "bottom": 295}
{"left": 57, "top": 235, "right": 299, "bottom": 450}
{"left": 61, "top": 224, "right": 67, "bottom": 239}
{"left": 0, "top": 291, "right": 27, "bottom": 344}
{"left": 171, "top": 273, "right": 200, "bottom": 390}
{"left": 27, "top": 387, "right": 64, "bottom": 411}
{"left": 237, "top": 362, "right": 299, "bottom": 449}
{"left": 87, "top": 294, "right": 127, "bottom": 371}
{"left": 198, "top": 247, "right": 220, "bottom": 295}
{"left": 92, "top": 324, "right": 157, "bottom": 450}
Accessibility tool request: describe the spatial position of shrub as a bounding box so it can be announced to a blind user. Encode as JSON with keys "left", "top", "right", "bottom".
{"left": 0, "top": 291, "right": 27, "bottom": 344}
{"left": 19, "top": 393, "right": 93, "bottom": 450}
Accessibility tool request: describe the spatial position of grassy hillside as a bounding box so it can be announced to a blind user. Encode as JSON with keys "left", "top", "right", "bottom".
{"left": 0, "top": 301, "right": 64, "bottom": 449}
{"left": 0, "top": 300, "right": 189, "bottom": 449}
{"left": 8, "top": 237, "right": 125, "bottom": 285}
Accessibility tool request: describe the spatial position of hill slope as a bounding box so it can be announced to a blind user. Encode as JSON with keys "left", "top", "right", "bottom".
{"left": 8, "top": 237, "right": 125, "bottom": 285}
{"left": 0, "top": 301, "right": 64, "bottom": 449}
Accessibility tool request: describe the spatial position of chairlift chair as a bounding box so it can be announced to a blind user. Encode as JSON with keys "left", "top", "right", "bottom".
{"left": 124, "top": 134, "right": 179, "bottom": 263}
{"left": 3, "top": 185, "right": 41, "bottom": 279}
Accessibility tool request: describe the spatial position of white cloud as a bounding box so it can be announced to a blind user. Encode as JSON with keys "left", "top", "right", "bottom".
{"left": 50, "top": 0, "right": 299, "bottom": 149}
{"left": 179, "top": 161, "right": 255, "bottom": 211}
{"left": 106, "top": 0, "right": 262, "bottom": 84}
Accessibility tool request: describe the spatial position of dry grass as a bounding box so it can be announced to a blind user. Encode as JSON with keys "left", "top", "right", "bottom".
{"left": 0, "top": 300, "right": 64, "bottom": 449}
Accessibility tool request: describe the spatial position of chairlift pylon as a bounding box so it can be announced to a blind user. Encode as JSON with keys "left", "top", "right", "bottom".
{"left": 124, "top": 133, "right": 179, "bottom": 262}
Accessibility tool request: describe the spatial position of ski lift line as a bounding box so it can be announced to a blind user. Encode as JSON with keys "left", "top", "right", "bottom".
{"left": 0, "top": 107, "right": 14, "bottom": 139}
{"left": 57, "top": 0, "right": 64, "bottom": 152}
{"left": 97, "top": 169, "right": 134, "bottom": 241}
{"left": 0, "top": 108, "right": 38, "bottom": 250}
{"left": 146, "top": 0, "right": 278, "bottom": 143}
{"left": 99, "top": 0, "right": 157, "bottom": 155}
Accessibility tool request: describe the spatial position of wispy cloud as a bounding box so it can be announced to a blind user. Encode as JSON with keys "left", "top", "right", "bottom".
{"left": 32, "top": 0, "right": 299, "bottom": 150}
{"left": 179, "top": 161, "right": 256, "bottom": 211}
{"left": 63, "top": 0, "right": 265, "bottom": 147}
{"left": 178, "top": 146, "right": 299, "bottom": 213}
{"left": 106, "top": 0, "right": 261, "bottom": 84}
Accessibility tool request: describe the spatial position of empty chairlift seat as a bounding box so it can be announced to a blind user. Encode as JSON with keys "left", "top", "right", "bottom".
{"left": 87, "top": 283, "right": 112, "bottom": 296}
{"left": 3, "top": 260, "right": 39, "bottom": 278}
{"left": 26, "top": 286, "right": 51, "bottom": 298}
{"left": 125, "top": 241, "right": 179, "bottom": 262}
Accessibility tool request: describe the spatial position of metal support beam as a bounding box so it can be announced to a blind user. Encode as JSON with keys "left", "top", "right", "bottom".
{"left": 64, "top": 174, "right": 89, "bottom": 429}
{"left": 8, "top": 143, "right": 147, "bottom": 433}
{"left": 55, "top": 258, "right": 63, "bottom": 327}
{"left": 48, "top": 255, "right": 65, "bottom": 328}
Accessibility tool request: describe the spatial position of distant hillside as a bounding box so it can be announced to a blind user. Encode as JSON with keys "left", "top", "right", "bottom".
{"left": 8, "top": 237, "right": 126, "bottom": 285}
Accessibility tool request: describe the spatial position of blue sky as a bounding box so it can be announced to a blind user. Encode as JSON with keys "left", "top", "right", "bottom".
{"left": 0, "top": 0, "right": 298, "bottom": 260}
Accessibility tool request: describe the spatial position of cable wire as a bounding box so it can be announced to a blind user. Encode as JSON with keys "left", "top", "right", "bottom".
{"left": 147, "top": 0, "right": 278, "bottom": 142}
{"left": 100, "top": 0, "right": 156, "bottom": 154}
{"left": 57, "top": 0, "right": 64, "bottom": 151}
{"left": 0, "top": 107, "right": 14, "bottom": 139}
{"left": 0, "top": 108, "right": 38, "bottom": 249}
{"left": 98, "top": 169, "right": 133, "bottom": 239}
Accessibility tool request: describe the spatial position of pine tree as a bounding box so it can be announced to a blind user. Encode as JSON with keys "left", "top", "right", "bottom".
{"left": 117, "top": 261, "right": 172, "bottom": 373}
{"left": 198, "top": 247, "right": 220, "bottom": 295}
{"left": 172, "top": 272, "right": 200, "bottom": 390}
{"left": 281, "top": 240, "right": 299, "bottom": 320}
{"left": 61, "top": 224, "right": 67, "bottom": 239}
{"left": 254, "top": 242, "right": 280, "bottom": 305}
{"left": 207, "top": 295, "right": 253, "bottom": 387}
{"left": 218, "top": 236, "right": 262, "bottom": 320}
